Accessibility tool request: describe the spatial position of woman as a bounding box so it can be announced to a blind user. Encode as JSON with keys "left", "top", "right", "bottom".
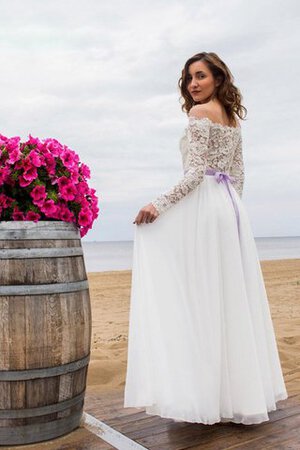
{"left": 123, "top": 52, "right": 288, "bottom": 425}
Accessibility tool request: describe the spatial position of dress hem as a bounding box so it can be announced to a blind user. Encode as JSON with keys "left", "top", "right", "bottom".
{"left": 123, "top": 391, "right": 288, "bottom": 425}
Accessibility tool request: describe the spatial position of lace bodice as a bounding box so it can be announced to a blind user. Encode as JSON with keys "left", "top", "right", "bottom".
{"left": 151, "top": 116, "right": 245, "bottom": 215}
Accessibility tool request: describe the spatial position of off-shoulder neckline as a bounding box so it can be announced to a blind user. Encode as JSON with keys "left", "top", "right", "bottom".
{"left": 188, "top": 115, "right": 240, "bottom": 131}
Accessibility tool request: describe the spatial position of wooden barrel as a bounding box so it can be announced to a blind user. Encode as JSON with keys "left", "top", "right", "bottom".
{"left": 0, "top": 221, "right": 91, "bottom": 445}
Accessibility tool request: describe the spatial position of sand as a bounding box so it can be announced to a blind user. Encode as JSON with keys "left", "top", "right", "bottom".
{"left": 86, "top": 259, "right": 300, "bottom": 397}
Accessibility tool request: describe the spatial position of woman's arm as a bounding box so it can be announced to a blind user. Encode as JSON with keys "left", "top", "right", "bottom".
{"left": 150, "top": 115, "right": 211, "bottom": 215}
{"left": 229, "top": 133, "right": 245, "bottom": 198}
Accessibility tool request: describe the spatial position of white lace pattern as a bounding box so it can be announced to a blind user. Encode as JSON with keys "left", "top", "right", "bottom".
{"left": 151, "top": 116, "right": 245, "bottom": 215}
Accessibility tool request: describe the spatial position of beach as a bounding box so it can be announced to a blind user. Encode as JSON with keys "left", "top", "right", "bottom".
{"left": 86, "top": 258, "right": 300, "bottom": 397}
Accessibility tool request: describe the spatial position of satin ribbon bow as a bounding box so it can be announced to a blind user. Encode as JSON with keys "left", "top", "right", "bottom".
{"left": 214, "top": 171, "right": 236, "bottom": 184}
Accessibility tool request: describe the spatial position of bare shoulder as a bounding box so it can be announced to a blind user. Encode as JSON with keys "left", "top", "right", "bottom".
{"left": 188, "top": 104, "right": 212, "bottom": 120}
{"left": 189, "top": 104, "right": 240, "bottom": 128}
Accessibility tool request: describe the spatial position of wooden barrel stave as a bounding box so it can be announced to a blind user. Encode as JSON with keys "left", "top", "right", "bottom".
{"left": 0, "top": 239, "right": 80, "bottom": 249}
{"left": 0, "top": 256, "right": 86, "bottom": 285}
{"left": 0, "top": 291, "right": 91, "bottom": 369}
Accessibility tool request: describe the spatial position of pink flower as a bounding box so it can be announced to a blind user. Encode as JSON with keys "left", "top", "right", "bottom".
{"left": 57, "top": 176, "right": 77, "bottom": 201}
{"left": 79, "top": 163, "right": 91, "bottom": 179}
{"left": 43, "top": 138, "right": 63, "bottom": 157}
{"left": 30, "top": 185, "right": 47, "bottom": 206}
{"left": 80, "top": 226, "right": 89, "bottom": 237}
{"left": 76, "top": 181, "right": 89, "bottom": 195}
{"left": 8, "top": 147, "right": 21, "bottom": 164}
{"left": 0, "top": 134, "right": 9, "bottom": 146}
{"left": 26, "top": 134, "right": 42, "bottom": 147}
{"left": 78, "top": 208, "right": 93, "bottom": 227}
{"left": 91, "top": 204, "right": 99, "bottom": 219}
{"left": 49, "top": 203, "right": 61, "bottom": 220}
{"left": 5, "top": 136, "right": 20, "bottom": 153}
{"left": 22, "top": 166, "right": 38, "bottom": 182}
{"left": 19, "top": 175, "right": 34, "bottom": 187}
{"left": 43, "top": 153, "right": 56, "bottom": 175}
{"left": 74, "top": 195, "right": 89, "bottom": 208}
{"left": 22, "top": 157, "right": 33, "bottom": 171}
{"left": 59, "top": 205, "right": 75, "bottom": 222}
{"left": 40, "top": 199, "right": 57, "bottom": 217}
{"left": 25, "top": 211, "right": 40, "bottom": 222}
{"left": 60, "top": 184, "right": 77, "bottom": 201}
{"left": 69, "top": 168, "right": 79, "bottom": 184}
{"left": 12, "top": 207, "right": 25, "bottom": 220}
{"left": 0, "top": 166, "right": 10, "bottom": 186}
{"left": 60, "top": 148, "right": 79, "bottom": 169}
{"left": 0, "top": 193, "right": 14, "bottom": 208}
{"left": 28, "top": 150, "right": 43, "bottom": 167}
{"left": 57, "top": 176, "right": 70, "bottom": 189}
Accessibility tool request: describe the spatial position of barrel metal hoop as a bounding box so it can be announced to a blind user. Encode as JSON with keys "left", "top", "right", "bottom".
{"left": 0, "top": 410, "right": 82, "bottom": 445}
{"left": 0, "top": 353, "right": 90, "bottom": 381}
{"left": 0, "top": 247, "right": 83, "bottom": 259}
{"left": 0, "top": 279, "right": 89, "bottom": 296}
{"left": 0, "top": 391, "right": 85, "bottom": 419}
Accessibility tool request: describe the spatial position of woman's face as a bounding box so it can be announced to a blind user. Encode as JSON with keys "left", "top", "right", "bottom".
{"left": 186, "top": 60, "right": 218, "bottom": 104}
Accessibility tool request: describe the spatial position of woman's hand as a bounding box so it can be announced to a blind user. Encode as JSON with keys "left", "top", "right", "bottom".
{"left": 133, "top": 203, "right": 159, "bottom": 225}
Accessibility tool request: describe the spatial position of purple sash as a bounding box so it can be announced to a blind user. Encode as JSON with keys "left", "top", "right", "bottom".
{"left": 205, "top": 167, "right": 240, "bottom": 239}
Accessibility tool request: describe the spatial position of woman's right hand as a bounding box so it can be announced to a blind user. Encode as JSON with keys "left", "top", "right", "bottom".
{"left": 133, "top": 203, "right": 159, "bottom": 225}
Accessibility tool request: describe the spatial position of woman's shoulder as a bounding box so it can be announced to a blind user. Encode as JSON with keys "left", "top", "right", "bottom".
{"left": 188, "top": 104, "right": 211, "bottom": 120}
{"left": 188, "top": 103, "right": 239, "bottom": 128}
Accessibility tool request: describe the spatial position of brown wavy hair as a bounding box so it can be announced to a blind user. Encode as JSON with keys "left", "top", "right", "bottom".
{"left": 178, "top": 52, "right": 247, "bottom": 127}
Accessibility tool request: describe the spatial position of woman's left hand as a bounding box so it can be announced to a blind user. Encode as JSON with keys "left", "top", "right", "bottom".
{"left": 133, "top": 203, "right": 159, "bottom": 225}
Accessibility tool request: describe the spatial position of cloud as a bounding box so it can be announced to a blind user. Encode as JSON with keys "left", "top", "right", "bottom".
{"left": 0, "top": 0, "right": 299, "bottom": 240}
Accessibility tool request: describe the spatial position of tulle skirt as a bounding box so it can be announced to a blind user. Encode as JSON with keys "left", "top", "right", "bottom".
{"left": 123, "top": 173, "right": 288, "bottom": 425}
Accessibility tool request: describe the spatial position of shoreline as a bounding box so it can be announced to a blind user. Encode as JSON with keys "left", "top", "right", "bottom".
{"left": 86, "top": 257, "right": 300, "bottom": 275}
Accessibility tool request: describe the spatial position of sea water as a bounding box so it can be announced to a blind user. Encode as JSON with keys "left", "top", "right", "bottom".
{"left": 82, "top": 236, "right": 300, "bottom": 272}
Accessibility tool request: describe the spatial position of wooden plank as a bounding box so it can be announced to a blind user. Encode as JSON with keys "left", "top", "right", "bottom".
{"left": 0, "top": 247, "right": 83, "bottom": 258}
{"left": 82, "top": 412, "right": 147, "bottom": 449}
{"left": 220, "top": 422, "right": 300, "bottom": 450}
{"left": 134, "top": 412, "right": 300, "bottom": 449}
{"left": 0, "top": 239, "right": 80, "bottom": 248}
{"left": 0, "top": 230, "right": 80, "bottom": 240}
{"left": 0, "top": 427, "right": 116, "bottom": 449}
{"left": 0, "top": 255, "right": 87, "bottom": 285}
{"left": 0, "top": 221, "right": 80, "bottom": 240}
{"left": 84, "top": 388, "right": 300, "bottom": 450}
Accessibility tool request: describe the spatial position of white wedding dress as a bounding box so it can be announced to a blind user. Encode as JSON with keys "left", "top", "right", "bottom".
{"left": 123, "top": 116, "right": 288, "bottom": 425}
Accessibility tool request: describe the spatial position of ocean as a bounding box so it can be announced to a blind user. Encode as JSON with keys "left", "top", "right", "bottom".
{"left": 82, "top": 236, "right": 300, "bottom": 272}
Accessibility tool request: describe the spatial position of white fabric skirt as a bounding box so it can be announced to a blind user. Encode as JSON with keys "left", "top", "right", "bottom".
{"left": 123, "top": 174, "right": 288, "bottom": 425}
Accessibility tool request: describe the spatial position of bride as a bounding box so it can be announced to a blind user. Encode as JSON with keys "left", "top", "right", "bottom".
{"left": 123, "top": 51, "right": 288, "bottom": 425}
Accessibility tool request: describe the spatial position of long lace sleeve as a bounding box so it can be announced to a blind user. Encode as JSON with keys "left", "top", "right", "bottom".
{"left": 229, "top": 132, "right": 245, "bottom": 198}
{"left": 150, "top": 117, "right": 210, "bottom": 214}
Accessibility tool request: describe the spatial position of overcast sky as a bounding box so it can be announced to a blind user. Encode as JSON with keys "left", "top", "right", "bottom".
{"left": 0, "top": 0, "right": 299, "bottom": 241}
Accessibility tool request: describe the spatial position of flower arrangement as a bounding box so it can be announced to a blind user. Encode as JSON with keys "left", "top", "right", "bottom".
{"left": 0, "top": 134, "right": 99, "bottom": 237}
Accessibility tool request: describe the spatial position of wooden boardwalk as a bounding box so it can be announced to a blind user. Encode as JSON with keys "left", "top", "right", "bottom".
{"left": 2, "top": 387, "right": 299, "bottom": 449}
{"left": 83, "top": 388, "right": 300, "bottom": 449}
{"left": 0, "top": 426, "right": 115, "bottom": 450}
